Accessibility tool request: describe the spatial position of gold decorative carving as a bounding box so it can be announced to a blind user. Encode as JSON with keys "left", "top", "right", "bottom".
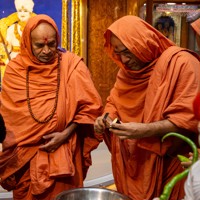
{"left": 65, "top": 0, "right": 85, "bottom": 59}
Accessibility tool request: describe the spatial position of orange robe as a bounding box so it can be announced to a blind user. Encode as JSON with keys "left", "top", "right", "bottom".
{"left": 191, "top": 18, "right": 200, "bottom": 35}
{"left": 103, "top": 16, "right": 200, "bottom": 200}
{"left": 0, "top": 15, "right": 103, "bottom": 200}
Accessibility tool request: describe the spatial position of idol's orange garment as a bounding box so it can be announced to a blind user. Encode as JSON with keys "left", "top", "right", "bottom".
{"left": 0, "top": 15, "right": 103, "bottom": 200}
{"left": 103, "top": 16, "right": 200, "bottom": 200}
{"left": 191, "top": 18, "right": 200, "bottom": 36}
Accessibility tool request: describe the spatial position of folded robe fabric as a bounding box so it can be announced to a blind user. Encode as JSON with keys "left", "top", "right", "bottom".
{"left": 191, "top": 18, "right": 200, "bottom": 36}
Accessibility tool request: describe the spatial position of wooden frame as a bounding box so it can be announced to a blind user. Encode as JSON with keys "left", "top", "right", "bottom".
{"left": 153, "top": 13, "right": 181, "bottom": 46}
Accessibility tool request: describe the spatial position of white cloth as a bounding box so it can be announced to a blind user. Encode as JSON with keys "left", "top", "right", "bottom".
{"left": 6, "top": 24, "right": 21, "bottom": 59}
{"left": 184, "top": 160, "right": 200, "bottom": 200}
{"left": 14, "top": 0, "right": 34, "bottom": 12}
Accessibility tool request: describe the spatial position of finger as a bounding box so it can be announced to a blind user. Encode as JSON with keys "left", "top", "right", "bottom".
{"left": 106, "top": 116, "right": 113, "bottom": 125}
{"left": 39, "top": 142, "right": 52, "bottom": 150}
{"left": 94, "top": 119, "right": 106, "bottom": 133}
{"left": 94, "top": 128, "right": 104, "bottom": 133}
{"left": 119, "top": 135, "right": 128, "bottom": 140}
{"left": 98, "top": 119, "right": 106, "bottom": 128}
{"left": 43, "top": 134, "right": 54, "bottom": 139}
{"left": 181, "top": 161, "right": 192, "bottom": 168}
{"left": 110, "top": 123, "right": 121, "bottom": 130}
{"left": 39, "top": 145, "right": 55, "bottom": 153}
{"left": 109, "top": 127, "right": 124, "bottom": 135}
{"left": 188, "top": 152, "right": 193, "bottom": 156}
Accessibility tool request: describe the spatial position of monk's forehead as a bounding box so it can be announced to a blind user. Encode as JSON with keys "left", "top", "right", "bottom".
{"left": 31, "top": 23, "right": 56, "bottom": 38}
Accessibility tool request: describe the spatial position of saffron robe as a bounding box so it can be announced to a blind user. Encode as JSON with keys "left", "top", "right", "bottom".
{"left": 103, "top": 15, "right": 200, "bottom": 200}
{"left": 191, "top": 18, "right": 200, "bottom": 36}
{"left": 0, "top": 15, "right": 103, "bottom": 200}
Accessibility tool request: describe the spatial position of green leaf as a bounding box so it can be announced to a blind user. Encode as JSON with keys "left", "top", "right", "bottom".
{"left": 177, "top": 154, "right": 190, "bottom": 162}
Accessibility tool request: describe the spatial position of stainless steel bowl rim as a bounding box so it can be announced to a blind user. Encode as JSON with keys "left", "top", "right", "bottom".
{"left": 55, "top": 187, "right": 131, "bottom": 200}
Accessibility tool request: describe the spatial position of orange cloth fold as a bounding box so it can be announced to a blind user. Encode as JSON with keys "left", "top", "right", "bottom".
{"left": 191, "top": 18, "right": 200, "bottom": 36}
{"left": 30, "top": 141, "right": 76, "bottom": 195}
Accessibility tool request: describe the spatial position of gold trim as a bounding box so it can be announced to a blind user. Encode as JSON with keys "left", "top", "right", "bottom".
{"left": 72, "top": 0, "right": 81, "bottom": 55}
{"left": 64, "top": 0, "right": 87, "bottom": 60}
{"left": 80, "top": 0, "right": 87, "bottom": 61}
{"left": 61, "top": 0, "right": 67, "bottom": 49}
{"left": 65, "top": 0, "right": 70, "bottom": 51}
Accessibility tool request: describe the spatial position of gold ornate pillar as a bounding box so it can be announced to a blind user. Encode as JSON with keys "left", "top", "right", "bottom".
{"left": 72, "top": 0, "right": 81, "bottom": 55}
{"left": 64, "top": 0, "right": 86, "bottom": 59}
{"left": 61, "top": 0, "right": 68, "bottom": 49}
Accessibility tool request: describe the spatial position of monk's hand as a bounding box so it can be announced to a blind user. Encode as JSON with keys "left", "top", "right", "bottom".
{"left": 109, "top": 122, "right": 146, "bottom": 140}
{"left": 181, "top": 152, "right": 193, "bottom": 168}
{"left": 39, "top": 131, "right": 67, "bottom": 153}
{"left": 94, "top": 113, "right": 112, "bottom": 134}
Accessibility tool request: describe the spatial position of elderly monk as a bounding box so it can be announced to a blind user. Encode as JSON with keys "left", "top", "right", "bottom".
{"left": 94, "top": 15, "right": 200, "bottom": 200}
{"left": 0, "top": 14, "right": 103, "bottom": 200}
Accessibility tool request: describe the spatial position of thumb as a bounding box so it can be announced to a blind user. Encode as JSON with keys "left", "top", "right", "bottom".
{"left": 43, "top": 133, "right": 54, "bottom": 139}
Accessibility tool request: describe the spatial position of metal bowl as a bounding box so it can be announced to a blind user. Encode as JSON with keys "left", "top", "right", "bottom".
{"left": 55, "top": 187, "right": 131, "bottom": 200}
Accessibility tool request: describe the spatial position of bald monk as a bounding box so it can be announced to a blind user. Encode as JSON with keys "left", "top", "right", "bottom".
{"left": 0, "top": 14, "right": 103, "bottom": 200}
{"left": 94, "top": 15, "right": 200, "bottom": 200}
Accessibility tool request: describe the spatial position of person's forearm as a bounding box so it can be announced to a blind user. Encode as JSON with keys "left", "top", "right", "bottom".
{"left": 144, "top": 120, "right": 192, "bottom": 155}
{"left": 110, "top": 119, "right": 191, "bottom": 141}
{"left": 145, "top": 119, "right": 183, "bottom": 138}
{"left": 62, "top": 122, "right": 78, "bottom": 140}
